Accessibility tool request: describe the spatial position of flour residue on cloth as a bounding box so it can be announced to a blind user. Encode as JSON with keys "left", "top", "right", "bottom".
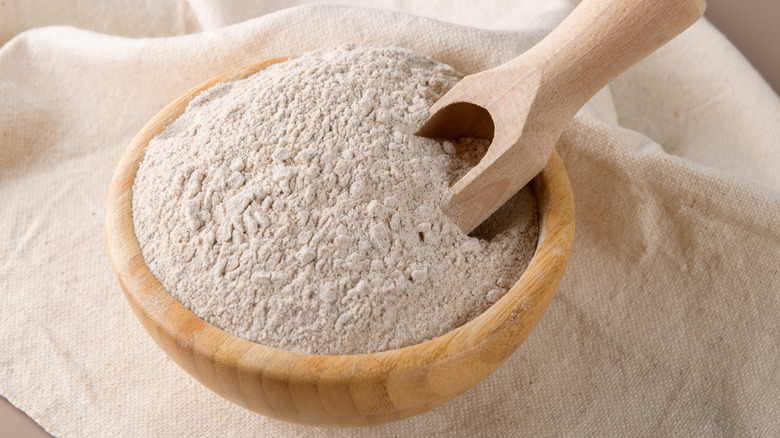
{"left": 132, "top": 44, "right": 539, "bottom": 355}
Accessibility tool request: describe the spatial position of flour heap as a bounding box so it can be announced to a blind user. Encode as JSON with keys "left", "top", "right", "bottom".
{"left": 133, "top": 44, "right": 539, "bottom": 355}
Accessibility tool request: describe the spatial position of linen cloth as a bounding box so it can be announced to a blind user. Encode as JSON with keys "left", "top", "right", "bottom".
{"left": 1, "top": 1, "right": 779, "bottom": 436}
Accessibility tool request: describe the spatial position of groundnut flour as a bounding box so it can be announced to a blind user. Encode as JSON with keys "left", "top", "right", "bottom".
{"left": 132, "top": 44, "right": 539, "bottom": 355}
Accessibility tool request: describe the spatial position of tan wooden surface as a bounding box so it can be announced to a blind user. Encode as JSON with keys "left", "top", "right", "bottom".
{"left": 0, "top": 397, "right": 51, "bottom": 438}
{"left": 105, "top": 58, "right": 575, "bottom": 427}
{"left": 418, "top": 0, "right": 706, "bottom": 234}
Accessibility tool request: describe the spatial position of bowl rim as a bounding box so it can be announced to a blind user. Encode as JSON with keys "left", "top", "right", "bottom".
{"left": 105, "top": 57, "right": 574, "bottom": 397}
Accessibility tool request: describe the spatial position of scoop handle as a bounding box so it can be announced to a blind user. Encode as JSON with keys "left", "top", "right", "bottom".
{"left": 526, "top": 0, "right": 706, "bottom": 112}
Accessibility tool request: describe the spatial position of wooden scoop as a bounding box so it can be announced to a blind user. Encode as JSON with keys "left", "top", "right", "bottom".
{"left": 417, "top": 0, "right": 706, "bottom": 233}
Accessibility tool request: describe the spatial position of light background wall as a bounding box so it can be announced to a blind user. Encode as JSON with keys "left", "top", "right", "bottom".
{"left": 705, "top": 0, "right": 780, "bottom": 93}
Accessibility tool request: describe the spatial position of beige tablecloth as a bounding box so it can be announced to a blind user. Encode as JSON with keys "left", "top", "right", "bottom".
{"left": 1, "top": 1, "right": 779, "bottom": 436}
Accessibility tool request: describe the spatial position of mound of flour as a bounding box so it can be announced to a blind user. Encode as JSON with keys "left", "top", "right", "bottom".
{"left": 133, "top": 44, "right": 538, "bottom": 355}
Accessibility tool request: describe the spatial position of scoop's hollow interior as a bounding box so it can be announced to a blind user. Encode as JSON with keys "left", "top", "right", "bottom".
{"left": 416, "top": 101, "right": 495, "bottom": 140}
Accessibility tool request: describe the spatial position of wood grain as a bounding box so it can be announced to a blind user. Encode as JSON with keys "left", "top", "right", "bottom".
{"left": 105, "top": 58, "right": 575, "bottom": 427}
{"left": 418, "top": 0, "right": 706, "bottom": 233}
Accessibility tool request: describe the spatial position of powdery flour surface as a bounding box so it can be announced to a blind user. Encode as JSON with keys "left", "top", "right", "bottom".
{"left": 132, "top": 44, "right": 539, "bottom": 355}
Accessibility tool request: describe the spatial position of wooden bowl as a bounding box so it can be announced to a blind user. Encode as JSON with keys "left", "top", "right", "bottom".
{"left": 105, "top": 58, "right": 575, "bottom": 427}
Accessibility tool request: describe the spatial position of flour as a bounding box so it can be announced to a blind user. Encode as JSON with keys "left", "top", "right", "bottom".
{"left": 132, "top": 44, "right": 539, "bottom": 355}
